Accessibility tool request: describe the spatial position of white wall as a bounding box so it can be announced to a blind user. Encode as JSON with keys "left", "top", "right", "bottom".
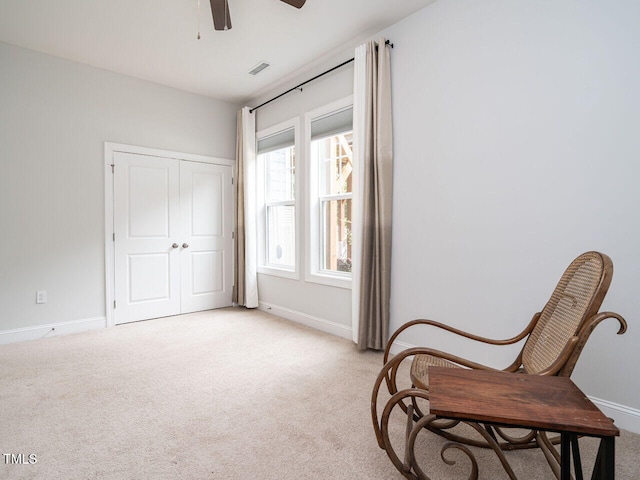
{"left": 381, "top": 0, "right": 640, "bottom": 424}
{"left": 251, "top": 0, "right": 640, "bottom": 430}
{"left": 0, "top": 42, "right": 238, "bottom": 335}
{"left": 250, "top": 62, "right": 355, "bottom": 334}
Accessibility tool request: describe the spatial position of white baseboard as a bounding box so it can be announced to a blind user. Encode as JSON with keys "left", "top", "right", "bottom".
{"left": 388, "top": 340, "right": 640, "bottom": 435}
{"left": 589, "top": 396, "right": 640, "bottom": 435}
{"left": 0, "top": 317, "right": 107, "bottom": 345}
{"left": 258, "top": 301, "right": 352, "bottom": 341}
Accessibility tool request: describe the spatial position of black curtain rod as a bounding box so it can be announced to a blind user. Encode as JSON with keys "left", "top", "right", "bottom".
{"left": 249, "top": 39, "right": 393, "bottom": 113}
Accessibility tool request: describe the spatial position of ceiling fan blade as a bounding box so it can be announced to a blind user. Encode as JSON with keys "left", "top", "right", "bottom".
{"left": 280, "top": 0, "right": 307, "bottom": 8}
{"left": 210, "top": 0, "right": 232, "bottom": 30}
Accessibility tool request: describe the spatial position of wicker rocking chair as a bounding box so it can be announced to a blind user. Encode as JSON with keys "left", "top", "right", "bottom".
{"left": 371, "top": 251, "right": 627, "bottom": 479}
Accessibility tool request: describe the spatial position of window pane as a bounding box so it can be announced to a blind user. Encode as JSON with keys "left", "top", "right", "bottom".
{"left": 315, "top": 132, "right": 353, "bottom": 196}
{"left": 321, "top": 198, "right": 352, "bottom": 273}
{"left": 264, "top": 147, "right": 295, "bottom": 203}
{"left": 267, "top": 205, "right": 296, "bottom": 268}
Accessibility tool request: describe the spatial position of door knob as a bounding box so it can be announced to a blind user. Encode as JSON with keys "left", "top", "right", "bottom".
{"left": 182, "top": 243, "right": 189, "bottom": 248}
{"left": 172, "top": 243, "right": 179, "bottom": 249}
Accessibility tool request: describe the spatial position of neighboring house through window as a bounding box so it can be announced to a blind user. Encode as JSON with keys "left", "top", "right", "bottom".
{"left": 306, "top": 97, "right": 353, "bottom": 288}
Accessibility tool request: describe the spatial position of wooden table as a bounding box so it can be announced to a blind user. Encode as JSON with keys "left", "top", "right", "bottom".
{"left": 428, "top": 367, "right": 619, "bottom": 480}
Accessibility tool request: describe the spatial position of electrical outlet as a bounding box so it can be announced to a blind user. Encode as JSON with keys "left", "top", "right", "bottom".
{"left": 36, "top": 290, "right": 47, "bottom": 304}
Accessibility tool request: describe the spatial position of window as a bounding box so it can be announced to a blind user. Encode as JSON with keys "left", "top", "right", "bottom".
{"left": 257, "top": 120, "right": 298, "bottom": 277}
{"left": 315, "top": 132, "right": 353, "bottom": 273}
{"left": 306, "top": 98, "right": 354, "bottom": 288}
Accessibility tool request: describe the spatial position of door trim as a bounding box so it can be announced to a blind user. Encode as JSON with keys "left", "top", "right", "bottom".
{"left": 104, "top": 142, "right": 234, "bottom": 328}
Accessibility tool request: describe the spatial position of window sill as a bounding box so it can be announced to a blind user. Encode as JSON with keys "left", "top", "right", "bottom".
{"left": 258, "top": 265, "right": 299, "bottom": 281}
{"left": 305, "top": 271, "right": 352, "bottom": 290}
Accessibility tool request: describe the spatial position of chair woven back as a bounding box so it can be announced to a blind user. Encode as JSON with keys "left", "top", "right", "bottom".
{"left": 521, "top": 251, "right": 612, "bottom": 375}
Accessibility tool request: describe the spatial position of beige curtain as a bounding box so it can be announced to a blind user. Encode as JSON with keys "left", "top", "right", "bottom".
{"left": 353, "top": 38, "right": 393, "bottom": 350}
{"left": 233, "top": 107, "right": 259, "bottom": 308}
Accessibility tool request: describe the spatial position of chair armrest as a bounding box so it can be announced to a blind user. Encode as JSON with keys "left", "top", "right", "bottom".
{"left": 394, "top": 346, "right": 502, "bottom": 371}
{"left": 557, "top": 311, "right": 627, "bottom": 377}
{"left": 376, "top": 345, "right": 505, "bottom": 404}
{"left": 383, "top": 312, "right": 541, "bottom": 365}
{"left": 529, "top": 312, "right": 627, "bottom": 377}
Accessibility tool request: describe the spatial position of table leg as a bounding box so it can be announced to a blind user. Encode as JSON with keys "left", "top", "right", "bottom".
{"left": 561, "top": 433, "right": 571, "bottom": 480}
{"left": 591, "top": 437, "right": 615, "bottom": 480}
{"left": 571, "top": 435, "right": 584, "bottom": 480}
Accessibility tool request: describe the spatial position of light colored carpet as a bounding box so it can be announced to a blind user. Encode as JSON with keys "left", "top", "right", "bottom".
{"left": 1, "top": 308, "right": 638, "bottom": 479}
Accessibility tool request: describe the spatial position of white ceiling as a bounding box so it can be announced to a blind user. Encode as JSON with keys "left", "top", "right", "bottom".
{"left": 0, "top": 0, "right": 436, "bottom": 104}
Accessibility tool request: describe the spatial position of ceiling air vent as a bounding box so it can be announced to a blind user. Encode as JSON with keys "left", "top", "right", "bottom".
{"left": 249, "top": 62, "right": 270, "bottom": 76}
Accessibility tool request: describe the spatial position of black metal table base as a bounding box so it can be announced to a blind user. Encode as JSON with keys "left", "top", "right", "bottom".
{"left": 560, "top": 433, "right": 615, "bottom": 480}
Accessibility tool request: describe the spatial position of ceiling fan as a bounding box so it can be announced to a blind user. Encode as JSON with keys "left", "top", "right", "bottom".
{"left": 209, "top": 0, "right": 307, "bottom": 31}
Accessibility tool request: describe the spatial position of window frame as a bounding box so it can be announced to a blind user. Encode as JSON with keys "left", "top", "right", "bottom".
{"left": 305, "top": 96, "right": 354, "bottom": 289}
{"left": 256, "top": 117, "right": 300, "bottom": 280}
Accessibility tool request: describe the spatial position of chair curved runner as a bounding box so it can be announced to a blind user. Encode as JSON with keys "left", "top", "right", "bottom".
{"left": 371, "top": 251, "right": 627, "bottom": 478}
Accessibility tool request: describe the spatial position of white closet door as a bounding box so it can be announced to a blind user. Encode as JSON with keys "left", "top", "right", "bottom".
{"left": 114, "top": 152, "right": 181, "bottom": 324}
{"left": 179, "top": 161, "right": 233, "bottom": 313}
